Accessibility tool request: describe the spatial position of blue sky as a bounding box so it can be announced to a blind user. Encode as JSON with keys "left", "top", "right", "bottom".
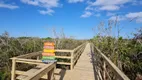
{"left": 0, "top": 0, "right": 142, "bottom": 39}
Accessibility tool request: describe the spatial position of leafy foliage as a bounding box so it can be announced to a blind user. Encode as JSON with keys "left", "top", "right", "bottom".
{"left": 0, "top": 31, "right": 83, "bottom": 80}
{"left": 91, "top": 26, "right": 142, "bottom": 79}
{"left": 0, "top": 32, "right": 43, "bottom": 80}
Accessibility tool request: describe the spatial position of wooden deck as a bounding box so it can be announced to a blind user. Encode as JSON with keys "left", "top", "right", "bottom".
{"left": 55, "top": 43, "right": 95, "bottom": 80}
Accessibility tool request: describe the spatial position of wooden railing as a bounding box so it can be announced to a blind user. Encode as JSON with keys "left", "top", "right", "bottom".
{"left": 91, "top": 43, "right": 130, "bottom": 80}
{"left": 10, "top": 43, "right": 86, "bottom": 80}
{"left": 11, "top": 57, "right": 56, "bottom": 80}
{"left": 72, "top": 43, "right": 86, "bottom": 68}
{"left": 54, "top": 43, "right": 86, "bottom": 70}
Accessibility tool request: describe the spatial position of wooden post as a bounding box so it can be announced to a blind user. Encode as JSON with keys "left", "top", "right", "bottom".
{"left": 53, "top": 62, "right": 56, "bottom": 80}
{"left": 48, "top": 68, "right": 54, "bottom": 80}
{"left": 103, "top": 61, "right": 106, "bottom": 80}
{"left": 11, "top": 58, "right": 16, "bottom": 80}
{"left": 37, "top": 56, "right": 39, "bottom": 60}
{"left": 71, "top": 51, "right": 74, "bottom": 70}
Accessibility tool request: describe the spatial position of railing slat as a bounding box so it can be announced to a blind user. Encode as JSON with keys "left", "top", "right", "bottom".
{"left": 57, "top": 62, "right": 71, "bottom": 65}
{"left": 55, "top": 56, "right": 71, "bottom": 59}
{"left": 55, "top": 50, "right": 72, "bottom": 52}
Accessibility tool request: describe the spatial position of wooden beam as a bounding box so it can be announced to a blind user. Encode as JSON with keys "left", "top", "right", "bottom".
{"left": 15, "top": 58, "right": 45, "bottom": 65}
{"left": 71, "top": 51, "right": 74, "bottom": 70}
{"left": 73, "top": 43, "right": 86, "bottom": 52}
{"left": 57, "top": 62, "right": 71, "bottom": 65}
{"left": 16, "top": 60, "right": 45, "bottom": 65}
{"left": 73, "top": 47, "right": 83, "bottom": 59}
{"left": 15, "top": 70, "right": 48, "bottom": 79}
{"left": 16, "top": 58, "right": 42, "bottom": 62}
{"left": 15, "top": 70, "right": 25, "bottom": 75}
{"left": 11, "top": 49, "right": 72, "bottom": 59}
{"left": 73, "top": 44, "right": 83, "bottom": 52}
{"left": 55, "top": 56, "right": 71, "bottom": 59}
{"left": 48, "top": 68, "right": 54, "bottom": 80}
{"left": 73, "top": 45, "right": 85, "bottom": 65}
{"left": 11, "top": 58, "right": 16, "bottom": 80}
{"left": 55, "top": 50, "right": 72, "bottom": 52}
{"left": 16, "top": 69, "right": 39, "bottom": 80}
{"left": 16, "top": 51, "right": 42, "bottom": 58}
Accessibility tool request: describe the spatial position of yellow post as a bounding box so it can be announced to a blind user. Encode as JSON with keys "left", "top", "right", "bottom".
{"left": 11, "top": 58, "right": 16, "bottom": 80}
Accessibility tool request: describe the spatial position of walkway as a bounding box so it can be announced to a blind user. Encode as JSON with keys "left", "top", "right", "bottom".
{"left": 55, "top": 43, "right": 95, "bottom": 80}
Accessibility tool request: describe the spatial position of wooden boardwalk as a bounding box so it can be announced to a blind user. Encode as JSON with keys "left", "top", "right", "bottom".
{"left": 55, "top": 43, "right": 95, "bottom": 80}
{"left": 11, "top": 43, "right": 130, "bottom": 80}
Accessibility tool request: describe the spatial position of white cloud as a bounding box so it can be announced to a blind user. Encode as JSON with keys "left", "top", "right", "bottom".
{"left": 94, "top": 13, "right": 101, "bottom": 17}
{"left": 85, "top": 6, "right": 93, "bottom": 10}
{"left": 0, "top": 3, "right": 19, "bottom": 9}
{"left": 132, "top": 0, "right": 142, "bottom": 5}
{"left": 136, "top": 18, "right": 142, "bottom": 23}
{"left": 109, "top": 16, "right": 125, "bottom": 21}
{"left": 82, "top": 0, "right": 133, "bottom": 18}
{"left": 21, "top": 0, "right": 59, "bottom": 8}
{"left": 81, "top": 11, "right": 92, "bottom": 18}
{"left": 89, "top": 0, "right": 130, "bottom": 6}
{"left": 99, "top": 5, "right": 120, "bottom": 11}
{"left": 125, "top": 12, "right": 142, "bottom": 18}
{"left": 108, "top": 12, "right": 142, "bottom": 23}
{"left": 39, "top": 9, "right": 54, "bottom": 15}
{"left": 21, "top": 0, "right": 60, "bottom": 15}
{"left": 87, "top": 0, "right": 131, "bottom": 11}
{"left": 107, "top": 12, "right": 116, "bottom": 16}
{"left": 21, "top": 0, "right": 38, "bottom": 6}
{"left": 125, "top": 12, "right": 142, "bottom": 23}
{"left": 85, "top": 6, "right": 100, "bottom": 12}
{"left": 68, "top": 0, "right": 84, "bottom": 3}
{"left": 82, "top": 0, "right": 142, "bottom": 18}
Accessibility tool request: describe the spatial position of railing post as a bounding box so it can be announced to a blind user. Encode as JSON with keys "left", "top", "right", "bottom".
{"left": 71, "top": 50, "right": 74, "bottom": 70}
{"left": 37, "top": 56, "right": 39, "bottom": 60}
{"left": 11, "top": 58, "right": 16, "bottom": 80}
{"left": 48, "top": 68, "right": 54, "bottom": 80}
{"left": 48, "top": 63, "right": 56, "bottom": 80}
{"left": 53, "top": 63, "right": 56, "bottom": 79}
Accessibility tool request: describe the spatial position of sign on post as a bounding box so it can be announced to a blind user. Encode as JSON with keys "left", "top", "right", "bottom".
{"left": 42, "top": 42, "right": 56, "bottom": 63}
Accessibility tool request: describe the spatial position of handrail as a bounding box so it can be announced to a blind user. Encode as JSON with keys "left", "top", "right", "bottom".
{"left": 69, "top": 43, "right": 86, "bottom": 70}
{"left": 73, "top": 43, "right": 86, "bottom": 65}
{"left": 91, "top": 43, "right": 130, "bottom": 80}
{"left": 55, "top": 50, "right": 72, "bottom": 52}
{"left": 11, "top": 58, "right": 44, "bottom": 65}
{"left": 73, "top": 43, "right": 86, "bottom": 52}
{"left": 17, "top": 51, "right": 42, "bottom": 58}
